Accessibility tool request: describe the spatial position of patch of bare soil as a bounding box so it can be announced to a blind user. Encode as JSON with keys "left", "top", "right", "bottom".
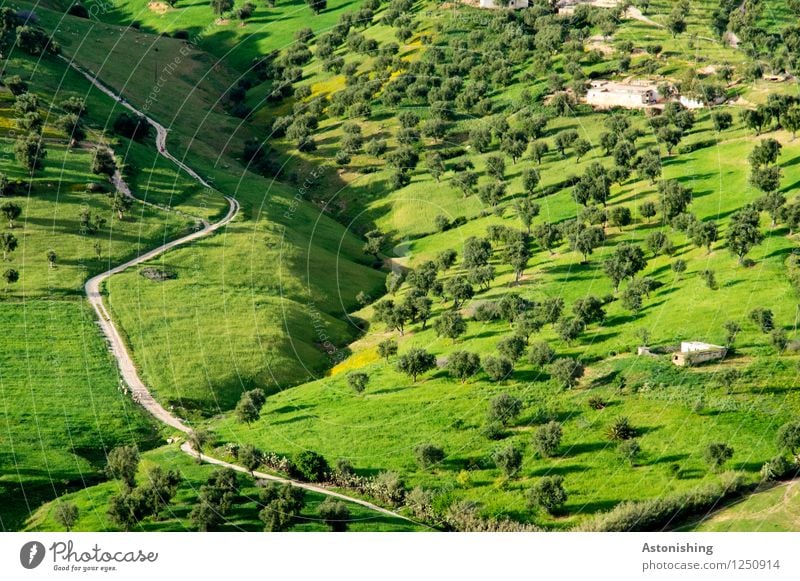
{"left": 148, "top": 1, "right": 170, "bottom": 14}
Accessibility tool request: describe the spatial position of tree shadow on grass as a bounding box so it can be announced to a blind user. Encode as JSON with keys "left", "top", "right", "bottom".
{"left": 528, "top": 464, "right": 589, "bottom": 478}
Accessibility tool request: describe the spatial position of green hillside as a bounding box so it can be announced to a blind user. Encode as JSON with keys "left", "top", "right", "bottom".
{"left": 11, "top": 0, "right": 800, "bottom": 532}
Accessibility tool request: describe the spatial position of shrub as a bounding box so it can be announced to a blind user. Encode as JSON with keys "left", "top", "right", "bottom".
{"left": 749, "top": 307, "right": 774, "bottom": 333}
{"left": 487, "top": 394, "right": 522, "bottom": 426}
{"left": 482, "top": 355, "right": 513, "bottom": 382}
{"left": 703, "top": 442, "right": 734, "bottom": 471}
{"left": 760, "top": 456, "right": 797, "bottom": 482}
{"left": 548, "top": 357, "right": 584, "bottom": 388}
{"left": 292, "top": 450, "right": 329, "bottom": 482}
{"left": 606, "top": 416, "right": 636, "bottom": 441}
{"left": 528, "top": 341, "right": 555, "bottom": 367}
{"left": 527, "top": 476, "right": 567, "bottom": 514}
{"left": 482, "top": 421, "right": 506, "bottom": 440}
{"left": 414, "top": 443, "right": 445, "bottom": 469}
{"left": 346, "top": 371, "right": 369, "bottom": 393}
{"left": 588, "top": 396, "right": 608, "bottom": 410}
{"left": 532, "top": 421, "right": 562, "bottom": 458}
{"left": 617, "top": 439, "right": 642, "bottom": 465}
{"left": 491, "top": 444, "right": 523, "bottom": 477}
{"left": 578, "top": 473, "right": 748, "bottom": 531}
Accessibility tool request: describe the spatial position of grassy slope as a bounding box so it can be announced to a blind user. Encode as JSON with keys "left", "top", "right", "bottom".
{"left": 29, "top": 4, "right": 389, "bottom": 412}
{"left": 25, "top": 445, "right": 422, "bottom": 531}
{"left": 26, "top": 0, "right": 800, "bottom": 530}
{"left": 682, "top": 480, "right": 800, "bottom": 532}
{"left": 0, "top": 302, "right": 159, "bottom": 530}
{"left": 204, "top": 3, "right": 800, "bottom": 529}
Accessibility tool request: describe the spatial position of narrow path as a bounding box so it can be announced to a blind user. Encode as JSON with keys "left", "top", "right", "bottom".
{"left": 180, "top": 443, "right": 409, "bottom": 521}
{"left": 64, "top": 56, "right": 417, "bottom": 524}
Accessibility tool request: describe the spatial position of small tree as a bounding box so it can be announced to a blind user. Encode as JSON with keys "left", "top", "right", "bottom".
{"left": 491, "top": 444, "right": 523, "bottom": 477}
{"left": 483, "top": 355, "right": 514, "bottom": 382}
{"left": 548, "top": 357, "right": 584, "bottom": 389}
{"left": 777, "top": 421, "right": 800, "bottom": 457}
{"left": 497, "top": 334, "right": 526, "bottom": 362}
{"left": 346, "top": 371, "right": 369, "bottom": 394}
{"left": 318, "top": 498, "right": 349, "bottom": 531}
{"left": 91, "top": 147, "right": 117, "bottom": 177}
{"left": 211, "top": 0, "right": 234, "bottom": 15}
{"left": 377, "top": 338, "right": 398, "bottom": 362}
{"left": 2, "top": 267, "right": 17, "bottom": 292}
{"left": 672, "top": 259, "right": 687, "bottom": 278}
{"left": 638, "top": 201, "right": 657, "bottom": 223}
{"left": 235, "top": 389, "right": 265, "bottom": 424}
{"left": 703, "top": 442, "right": 734, "bottom": 471}
{"left": 617, "top": 439, "right": 642, "bottom": 466}
{"left": 1, "top": 202, "right": 21, "bottom": 228}
{"left": 238, "top": 444, "right": 261, "bottom": 476}
{"left": 533, "top": 421, "right": 562, "bottom": 458}
{"left": 414, "top": 443, "right": 445, "bottom": 470}
{"left": 54, "top": 501, "right": 79, "bottom": 531}
{"left": 446, "top": 351, "right": 481, "bottom": 383}
{"left": 0, "top": 232, "right": 17, "bottom": 261}
{"left": 727, "top": 206, "right": 764, "bottom": 264}
{"left": 111, "top": 192, "right": 133, "bottom": 220}
{"left": 527, "top": 475, "right": 567, "bottom": 514}
{"left": 362, "top": 229, "right": 384, "bottom": 260}
{"left": 749, "top": 307, "right": 774, "bottom": 333}
{"left": 396, "top": 348, "right": 437, "bottom": 382}
{"left": 293, "top": 450, "right": 330, "bottom": 482}
{"left": 487, "top": 393, "right": 522, "bottom": 426}
{"left": 723, "top": 320, "right": 741, "bottom": 347}
{"left": 528, "top": 341, "right": 555, "bottom": 367}
{"left": 188, "top": 429, "right": 211, "bottom": 461}
{"left": 434, "top": 310, "right": 467, "bottom": 342}
{"left": 259, "top": 483, "right": 305, "bottom": 532}
{"left": 105, "top": 445, "right": 140, "bottom": 489}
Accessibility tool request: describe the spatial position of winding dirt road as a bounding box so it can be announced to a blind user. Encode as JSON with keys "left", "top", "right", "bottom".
{"left": 65, "top": 57, "right": 416, "bottom": 524}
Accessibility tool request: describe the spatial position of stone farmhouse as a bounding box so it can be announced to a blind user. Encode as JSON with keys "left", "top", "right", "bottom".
{"left": 671, "top": 342, "right": 727, "bottom": 367}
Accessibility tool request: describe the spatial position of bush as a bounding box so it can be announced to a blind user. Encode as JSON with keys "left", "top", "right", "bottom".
{"left": 532, "top": 421, "right": 562, "bottom": 458}
{"left": 617, "top": 439, "right": 642, "bottom": 465}
{"left": 703, "top": 442, "right": 733, "bottom": 471}
{"left": 578, "top": 473, "right": 749, "bottom": 531}
{"left": 414, "top": 443, "right": 445, "bottom": 469}
{"left": 606, "top": 416, "right": 636, "bottom": 441}
{"left": 760, "top": 456, "right": 798, "bottom": 482}
{"left": 491, "top": 444, "right": 523, "bottom": 477}
{"left": 292, "top": 450, "right": 329, "bottom": 482}
{"left": 588, "top": 396, "right": 607, "bottom": 410}
{"left": 528, "top": 341, "right": 555, "bottom": 367}
{"left": 473, "top": 301, "right": 501, "bottom": 321}
{"left": 749, "top": 307, "right": 774, "bottom": 333}
{"left": 527, "top": 475, "right": 568, "bottom": 514}
{"left": 482, "top": 421, "right": 506, "bottom": 440}
{"left": 487, "top": 393, "right": 522, "bottom": 426}
{"left": 483, "top": 355, "right": 513, "bottom": 382}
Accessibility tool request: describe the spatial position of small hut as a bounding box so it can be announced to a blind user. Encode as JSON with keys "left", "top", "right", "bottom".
{"left": 671, "top": 342, "right": 727, "bottom": 367}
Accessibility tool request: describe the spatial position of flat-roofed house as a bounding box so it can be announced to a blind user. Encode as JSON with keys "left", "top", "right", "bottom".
{"left": 586, "top": 80, "right": 660, "bottom": 109}
{"left": 671, "top": 342, "right": 727, "bottom": 367}
{"left": 479, "top": 0, "right": 529, "bottom": 8}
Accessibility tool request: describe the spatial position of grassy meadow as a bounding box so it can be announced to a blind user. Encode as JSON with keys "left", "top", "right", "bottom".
{"left": 13, "top": 0, "right": 800, "bottom": 531}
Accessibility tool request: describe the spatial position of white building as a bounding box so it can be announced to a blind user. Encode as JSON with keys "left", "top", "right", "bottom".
{"left": 478, "top": 0, "right": 529, "bottom": 8}
{"left": 672, "top": 342, "right": 727, "bottom": 367}
{"left": 585, "top": 80, "right": 660, "bottom": 109}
